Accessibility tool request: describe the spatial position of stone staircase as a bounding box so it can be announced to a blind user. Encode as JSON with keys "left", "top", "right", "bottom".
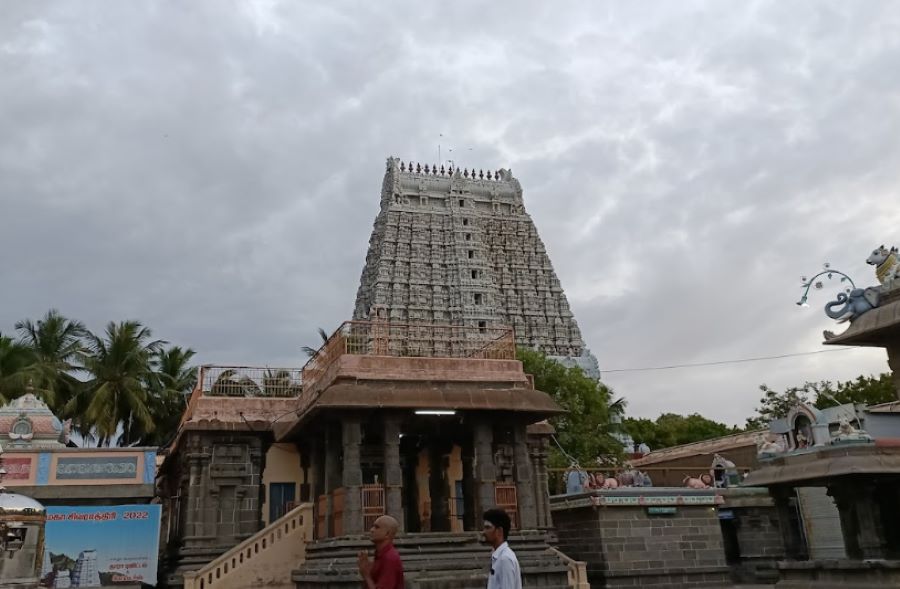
{"left": 181, "top": 503, "right": 313, "bottom": 589}
{"left": 293, "top": 530, "right": 575, "bottom": 589}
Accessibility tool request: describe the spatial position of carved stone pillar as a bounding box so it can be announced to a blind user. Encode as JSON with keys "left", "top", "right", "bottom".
{"left": 324, "top": 424, "right": 341, "bottom": 536}
{"left": 428, "top": 440, "right": 451, "bottom": 532}
{"left": 529, "top": 434, "right": 552, "bottom": 529}
{"left": 512, "top": 423, "right": 537, "bottom": 529}
{"left": 772, "top": 486, "right": 804, "bottom": 560}
{"left": 383, "top": 414, "right": 405, "bottom": 531}
{"left": 461, "top": 437, "right": 477, "bottom": 531}
{"left": 342, "top": 415, "right": 363, "bottom": 535}
{"left": 473, "top": 420, "right": 496, "bottom": 517}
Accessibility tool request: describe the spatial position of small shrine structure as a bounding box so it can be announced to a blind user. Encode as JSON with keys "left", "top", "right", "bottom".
{"left": 160, "top": 320, "right": 578, "bottom": 588}
{"left": 742, "top": 245, "right": 900, "bottom": 588}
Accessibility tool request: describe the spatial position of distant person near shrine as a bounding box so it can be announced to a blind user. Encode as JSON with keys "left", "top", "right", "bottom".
{"left": 564, "top": 463, "right": 589, "bottom": 493}
{"left": 357, "top": 515, "right": 404, "bottom": 589}
{"left": 483, "top": 508, "right": 522, "bottom": 589}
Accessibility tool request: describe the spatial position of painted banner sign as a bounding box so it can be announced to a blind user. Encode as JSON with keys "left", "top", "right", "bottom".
{"left": 40, "top": 505, "right": 161, "bottom": 587}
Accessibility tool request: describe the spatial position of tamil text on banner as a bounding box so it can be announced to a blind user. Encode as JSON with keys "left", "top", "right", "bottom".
{"left": 40, "top": 504, "right": 161, "bottom": 588}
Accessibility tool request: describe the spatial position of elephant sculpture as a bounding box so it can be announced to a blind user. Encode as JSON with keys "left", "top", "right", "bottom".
{"left": 825, "top": 287, "right": 879, "bottom": 322}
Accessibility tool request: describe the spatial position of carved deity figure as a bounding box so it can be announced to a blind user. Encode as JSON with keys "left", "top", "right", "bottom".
{"left": 757, "top": 433, "right": 785, "bottom": 457}
{"left": 832, "top": 416, "right": 873, "bottom": 444}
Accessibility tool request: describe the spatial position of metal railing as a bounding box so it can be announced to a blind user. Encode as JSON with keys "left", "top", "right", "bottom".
{"left": 199, "top": 366, "right": 303, "bottom": 398}
{"left": 300, "top": 321, "right": 516, "bottom": 398}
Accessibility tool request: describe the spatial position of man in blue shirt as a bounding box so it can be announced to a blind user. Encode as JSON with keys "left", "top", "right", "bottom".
{"left": 482, "top": 509, "right": 521, "bottom": 589}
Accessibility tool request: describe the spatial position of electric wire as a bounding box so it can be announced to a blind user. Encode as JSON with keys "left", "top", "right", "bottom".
{"left": 601, "top": 347, "right": 856, "bottom": 373}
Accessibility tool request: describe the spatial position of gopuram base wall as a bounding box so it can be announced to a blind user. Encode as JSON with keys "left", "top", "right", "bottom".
{"left": 550, "top": 489, "right": 732, "bottom": 588}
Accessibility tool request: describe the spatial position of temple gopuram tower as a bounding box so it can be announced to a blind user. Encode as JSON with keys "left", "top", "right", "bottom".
{"left": 353, "top": 157, "right": 600, "bottom": 377}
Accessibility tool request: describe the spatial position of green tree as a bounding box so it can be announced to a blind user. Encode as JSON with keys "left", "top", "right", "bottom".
{"left": 745, "top": 383, "right": 811, "bottom": 430}
{"left": 517, "top": 347, "right": 622, "bottom": 467}
{"left": 812, "top": 374, "right": 896, "bottom": 409}
{"left": 74, "top": 321, "right": 166, "bottom": 446}
{"left": 14, "top": 309, "right": 87, "bottom": 412}
{"left": 302, "top": 327, "right": 330, "bottom": 357}
{"left": 131, "top": 346, "right": 197, "bottom": 447}
{"left": 0, "top": 333, "right": 35, "bottom": 403}
{"left": 209, "top": 368, "right": 262, "bottom": 397}
{"left": 624, "top": 413, "right": 739, "bottom": 451}
{"left": 745, "top": 373, "right": 895, "bottom": 429}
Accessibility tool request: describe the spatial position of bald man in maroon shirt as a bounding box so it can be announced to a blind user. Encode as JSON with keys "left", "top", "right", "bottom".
{"left": 357, "top": 515, "right": 404, "bottom": 589}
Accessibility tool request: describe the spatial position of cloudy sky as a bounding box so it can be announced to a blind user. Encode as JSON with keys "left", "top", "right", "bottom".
{"left": 3, "top": 1, "right": 899, "bottom": 427}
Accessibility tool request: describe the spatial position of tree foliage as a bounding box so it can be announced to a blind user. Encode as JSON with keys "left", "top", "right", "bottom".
{"left": 1, "top": 310, "right": 196, "bottom": 447}
{"left": 623, "top": 413, "right": 740, "bottom": 451}
{"left": 517, "top": 347, "right": 623, "bottom": 467}
{"left": 745, "top": 373, "right": 896, "bottom": 429}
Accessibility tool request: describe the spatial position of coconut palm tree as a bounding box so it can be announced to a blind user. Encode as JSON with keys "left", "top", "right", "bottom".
{"left": 0, "top": 333, "right": 35, "bottom": 403}
{"left": 262, "top": 368, "right": 295, "bottom": 397}
{"left": 301, "top": 327, "right": 330, "bottom": 357}
{"left": 130, "top": 346, "right": 198, "bottom": 447}
{"left": 14, "top": 309, "right": 87, "bottom": 412}
{"left": 74, "top": 321, "right": 166, "bottom": 446}
{"left": 209, "top": 368, "right": 262, "bottom": 397}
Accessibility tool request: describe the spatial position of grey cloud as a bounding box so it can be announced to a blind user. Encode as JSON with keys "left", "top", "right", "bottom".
{"left": 2, "top": 0, "right": 898, "bottom": 426}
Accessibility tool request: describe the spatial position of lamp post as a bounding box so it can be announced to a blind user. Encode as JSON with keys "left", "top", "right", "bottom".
{"left": 796, "top": 263, "right": 856, "bottom": 307}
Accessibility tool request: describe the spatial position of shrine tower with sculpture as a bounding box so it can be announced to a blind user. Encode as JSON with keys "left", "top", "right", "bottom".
{"left": 352, "top": 157, "right": 600, "bottom": 378}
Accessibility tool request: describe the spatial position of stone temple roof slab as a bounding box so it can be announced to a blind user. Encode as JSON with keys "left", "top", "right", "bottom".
{"left": 823, "top": 297, "right": 900, "bottom": 346}
{"left": 742, "top": 443, "right": 900, "bottom": 487}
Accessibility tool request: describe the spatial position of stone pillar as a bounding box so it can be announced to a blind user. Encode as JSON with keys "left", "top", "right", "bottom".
{"left": 529, "top": 435, "right": 552, "bottom": 529}
{"left": 772, "top": 487, "right": 804, "bottom": 560}
{"left": 324, "top": 424, "right": 341, "bottom": 536}
{"left": 461, "top": 437, "right": 477, "bottom": 531}
{"left": 429, "top": 441, "right": 451, "bottom": 532}
{"left": 342, "top": 415, "right": 364, "bottom": 535}
{"left": 513, "top": 423, "right": 537, "bottom": 529}
{"left": 828, "top": 482, "right": 861, "bottom": 559}
{"left": 854, "top": 484, "right": 888, "bottom": 559}
{"left": 402, "top": 444, "right": 421, "bottom": 533}
{"left": 383, "top": 414, "right": 405, "bottom": 531}
{"left": 887, "top": 343, "right": 900, "bottom": 400}
{"left": 473, "top": 420, "right": 496, "bottom": 517}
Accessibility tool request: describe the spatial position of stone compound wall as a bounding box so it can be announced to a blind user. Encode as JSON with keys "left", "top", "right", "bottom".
{"left": 353, "top": 157, "right": 599, "bottom": 377}
{"left": 719, "top": 488, "right": 784, "bottom": 584}
{"left": 551, "top": 490, "right": 730, "bottom": 588}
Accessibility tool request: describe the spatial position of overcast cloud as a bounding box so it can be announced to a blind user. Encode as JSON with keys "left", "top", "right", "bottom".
{"left": 2, "top": 1, "right": 900, "bottom": 427}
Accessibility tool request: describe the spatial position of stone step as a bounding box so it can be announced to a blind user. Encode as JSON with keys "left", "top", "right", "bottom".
{"left": 294, "top": 531, "right": 572, "bottom": 589}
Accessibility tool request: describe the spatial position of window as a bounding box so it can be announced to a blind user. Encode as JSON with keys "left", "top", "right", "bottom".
{"left": 471, "top": 269, "right": 478, "bottom": 279}
{"left": 478, "top": 321, "right": 487, "bottom": 333}
{"left": 268, "top": 483, "right": 296, "bottom": 522}
{"left": 459, "top": 199, "right": 465, "bottom": 207}
{"left": 467, "top": 250, "right": 474, "bottom": 259}
{"left": 463, "top": 218, "right": 469, "bottom": 226}
{"left": 465, "top": 233, "right": 471, "bottom": 241}
{"left": 474, "top": 293, "right": 483, "bottom": 305}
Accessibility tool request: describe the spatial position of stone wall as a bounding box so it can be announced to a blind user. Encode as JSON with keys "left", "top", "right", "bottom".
{"left": 161, "top": 431, "right": 269, "bottom": 588}
{"left": 551, "top": 490, "right": 730, "bottom": 588}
